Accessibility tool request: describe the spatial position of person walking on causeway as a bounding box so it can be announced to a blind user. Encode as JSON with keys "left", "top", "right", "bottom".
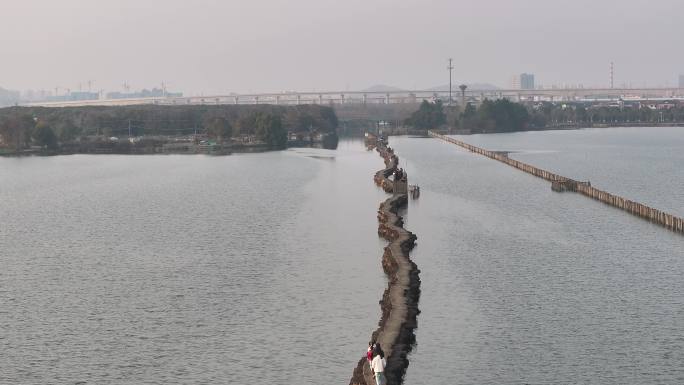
{"left": 366, "top": 341, "right": 375, "bottom": 367}
{"left": 371, "top": 343, "right": 386, "bottom": 385}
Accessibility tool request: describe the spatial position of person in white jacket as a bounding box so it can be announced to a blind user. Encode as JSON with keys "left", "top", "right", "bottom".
{"left": 370, "top": 344, "right": 387, "bottom": 385}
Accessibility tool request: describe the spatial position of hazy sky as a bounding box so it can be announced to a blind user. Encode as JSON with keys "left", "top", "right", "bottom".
{"left": 1, "top": 0, "right": 683, "bottom": 95}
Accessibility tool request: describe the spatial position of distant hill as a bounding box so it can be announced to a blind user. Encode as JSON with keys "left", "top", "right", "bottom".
{"left": 360, "top": 84, "right": 407, "bottom": 92}
{"left": 427, "top": 83, "right": 500, "bottom": 91}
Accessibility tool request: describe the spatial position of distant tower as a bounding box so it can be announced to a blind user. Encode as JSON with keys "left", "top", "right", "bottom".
{"left": 610, "top": 62, "right": 614, "bottom": 89}
{"left": 459, "top": 84, "right": 467, "bottom": 105}
{"left": 447, "top": 58, "right": 454, "bottom": 105}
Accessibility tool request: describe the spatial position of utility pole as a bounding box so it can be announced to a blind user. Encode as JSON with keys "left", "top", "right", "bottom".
{"left": 447, "top": 58, "right": 454, "bottom": 105}
{"left": 610, "top": 61, "right": 614, "bottom": 89}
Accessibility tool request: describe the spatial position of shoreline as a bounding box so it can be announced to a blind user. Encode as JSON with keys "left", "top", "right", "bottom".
{"left": 349, "top": 139, "right": 421, "bottom": 385}
{"left": 0, "top": 143, "right": 338, "bottom": 157}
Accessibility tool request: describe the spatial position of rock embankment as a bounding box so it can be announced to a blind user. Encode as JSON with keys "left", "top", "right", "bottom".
{"left": 350, "top": 140, "right": 421, "bottom": 385}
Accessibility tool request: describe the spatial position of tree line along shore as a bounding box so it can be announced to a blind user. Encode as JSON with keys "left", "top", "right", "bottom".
{"left": 397, "top": 98, "right": 684, "bottom": 134}
{"left": 0, "top": 104, "right": 339, "bottom": 155}
{"left": 3, "top": 98, "right": 682, "bottom": 155}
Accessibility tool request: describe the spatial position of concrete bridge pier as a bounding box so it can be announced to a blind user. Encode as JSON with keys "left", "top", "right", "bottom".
{"left": 385, "top": 93, "right": 390, "bottom": 104}
{"left": 255, "top": 96, "right": 259, "bottom": 105}
{"left": 363, "top": 93, "right": 367, "bottom": 105}
{"left": 297, "top": 94, "right": 301, "bottom": 105}
{"left": 275, "top": 95, "right": 280, "bottom": 105}
{"left": 234, "top": 96, "right": 239, "bottom": 105}
{"left": 318, "top": 94, "right": 323, "bottom": 104}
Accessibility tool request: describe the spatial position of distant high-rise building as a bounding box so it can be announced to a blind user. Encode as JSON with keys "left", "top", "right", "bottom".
{"left": 510, "top": 75, "right": 521, "bottom": 90}
{"left": 520, "top": 73, "right": 535, "bottom": 90}
{"left": 679, "top": 74, "right": 684, "bottom": 88}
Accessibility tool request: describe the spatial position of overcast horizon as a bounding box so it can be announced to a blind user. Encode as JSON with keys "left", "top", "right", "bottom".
{"left": 2, "top": 0, "right": 683, "bottom": 95}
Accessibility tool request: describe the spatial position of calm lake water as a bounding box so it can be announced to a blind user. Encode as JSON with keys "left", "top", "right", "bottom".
{"left": 390, "top": 128, "right": 684, "bottom": 385}
{"left": 2, "top": 129, "right": 684, "bottom": 384}
{"left": 0, "top": 140, "right": 386, "bottom": 384}
{"left": 453, "top": 127, "right": 684, "bottom": 217}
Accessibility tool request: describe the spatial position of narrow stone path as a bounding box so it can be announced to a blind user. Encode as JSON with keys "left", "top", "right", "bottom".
{"left": 349, "top": 139, "right": 421, "bottom": 385}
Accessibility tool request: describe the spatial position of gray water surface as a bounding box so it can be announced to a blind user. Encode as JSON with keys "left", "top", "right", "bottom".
{"left": 1, "top": 140, "right": 386, "bottom": 384}
{"left": 3, "top": 130, "right": 684, "bottom": 385}
{"left": 452, "top": 127, "right": 684, "bottom": 217}
{"left": 390, "top": 132, "right": 684, "bottom": 385}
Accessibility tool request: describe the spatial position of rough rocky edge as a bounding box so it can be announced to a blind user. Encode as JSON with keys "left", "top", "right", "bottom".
{"left": 349, "top": 139, "right": 421, "bottom": 385}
